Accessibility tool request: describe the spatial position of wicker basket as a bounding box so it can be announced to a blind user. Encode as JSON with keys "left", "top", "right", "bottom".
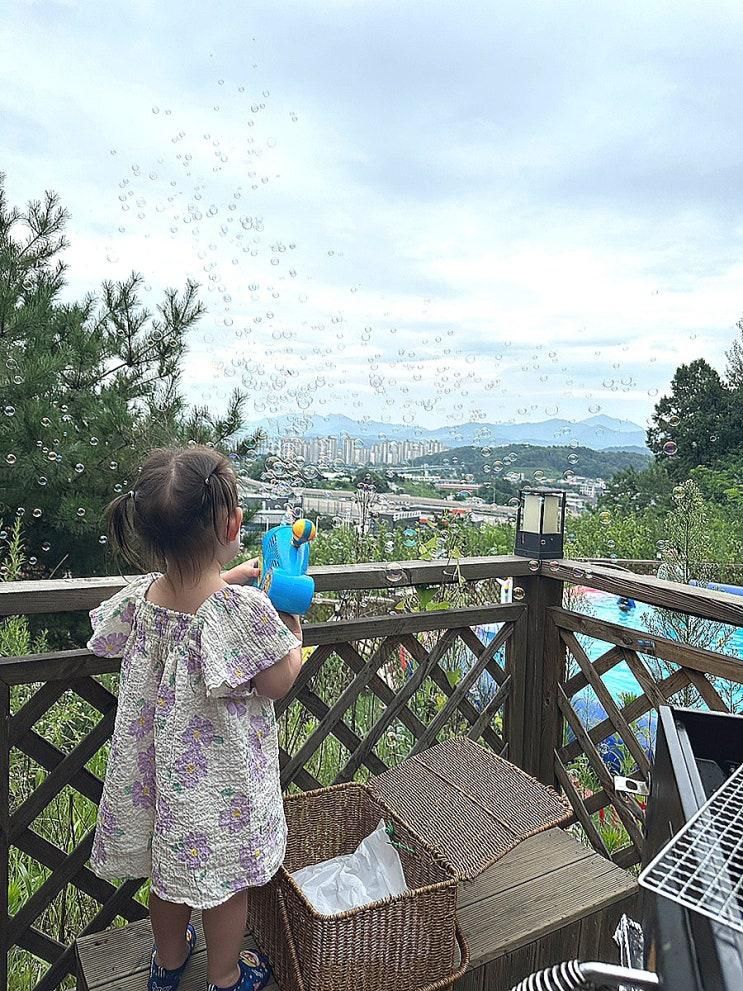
{"left": 249, "top": 740, "right": 571, "bottom": 991}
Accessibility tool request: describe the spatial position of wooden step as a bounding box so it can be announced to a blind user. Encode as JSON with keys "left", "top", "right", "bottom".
{"left": 76, "top": 829, "right": 637, "bottom": 991}
{"left": 75, "top": 914, "right": 277, "bottom": 991}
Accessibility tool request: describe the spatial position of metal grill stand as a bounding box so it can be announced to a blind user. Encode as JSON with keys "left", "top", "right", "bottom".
{"left": 640, "top": 761, "right": 743, "bottom": 934}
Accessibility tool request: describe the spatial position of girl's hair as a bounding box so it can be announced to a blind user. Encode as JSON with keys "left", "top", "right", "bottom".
{"left": 106, "top": 446, "right": 239, "bottom": 579}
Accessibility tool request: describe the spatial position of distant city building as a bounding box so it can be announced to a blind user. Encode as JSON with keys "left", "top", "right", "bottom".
{"left": 258, "top": 434, "right": 445, "bottom": 466}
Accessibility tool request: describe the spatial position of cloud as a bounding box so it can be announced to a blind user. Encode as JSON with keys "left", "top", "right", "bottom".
{"left": 2, "top": 0, "right": 743, "bottom": 431}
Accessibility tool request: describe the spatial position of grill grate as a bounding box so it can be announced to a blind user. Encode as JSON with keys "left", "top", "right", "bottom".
{"left": 639, "top": 762, "right": 743, "bottom": 934}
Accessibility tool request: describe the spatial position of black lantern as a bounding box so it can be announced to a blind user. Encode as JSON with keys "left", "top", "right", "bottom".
{"left": 514, "top": 487, "right": 566, "bottom": 560}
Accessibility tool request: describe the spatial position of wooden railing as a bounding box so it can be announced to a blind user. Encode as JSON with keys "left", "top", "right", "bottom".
{"left": 3, "top": 556, "right": 743, "bottom": 991}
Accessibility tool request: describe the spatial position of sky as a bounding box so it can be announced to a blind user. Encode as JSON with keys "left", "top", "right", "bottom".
{"left": 3, "top": 0, "right": 743, "bottom": 438}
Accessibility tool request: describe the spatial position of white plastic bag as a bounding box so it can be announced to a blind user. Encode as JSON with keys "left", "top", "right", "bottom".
{"left": 291, "top": 820, "right": 408, "bottom": 916}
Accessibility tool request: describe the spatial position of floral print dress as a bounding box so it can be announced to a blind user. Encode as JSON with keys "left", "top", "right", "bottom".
{"left": 88, "top": 575, "right": 301, "bottom": 909}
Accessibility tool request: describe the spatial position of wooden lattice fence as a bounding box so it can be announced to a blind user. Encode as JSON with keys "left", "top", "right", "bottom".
{"left": 548, "top": 562, "right": 743, "bottom": 871}
{"left": 0, "top": 559, "right": 527, "bottom": 991}
{"left": 5, "top": 557, "right": 743, "bottom": 990}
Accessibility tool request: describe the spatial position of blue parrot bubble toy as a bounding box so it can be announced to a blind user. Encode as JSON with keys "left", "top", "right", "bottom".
{"left": 252, "top": 519, "right": 317, "bottom": 615}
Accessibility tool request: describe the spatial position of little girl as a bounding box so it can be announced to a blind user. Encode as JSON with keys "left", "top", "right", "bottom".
{"left": 88, "top": 446, "right": 303, "bottom": 991}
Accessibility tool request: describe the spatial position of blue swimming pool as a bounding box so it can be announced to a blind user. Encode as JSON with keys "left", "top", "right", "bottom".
{"left": 471, "top": 590, "right": 743, "bottom": 762}
{"left": 578, "top": 588, "right": 743, "bottom": 699}
{"left": 473, "top": 588, "right": 743, "bottom": 704}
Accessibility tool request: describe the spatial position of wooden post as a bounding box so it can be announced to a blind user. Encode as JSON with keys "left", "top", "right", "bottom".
{"left": 508, "top": 573, "right": 565, "bottom": 784}
{"left": 0, "top": 679, "right": 10, "bottom": 991}
{"left": 505, "top": 605, "right": 528, "bottom": 770}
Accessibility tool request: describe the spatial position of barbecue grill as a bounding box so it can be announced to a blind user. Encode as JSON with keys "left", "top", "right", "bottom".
{"left": 509, "top": 706, "right": 743, "bottom": 990}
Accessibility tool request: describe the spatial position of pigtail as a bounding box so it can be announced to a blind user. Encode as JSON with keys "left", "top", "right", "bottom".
{"left": 105, "top": 490, "right": 143, "bottom": 571}
{"left": 202, "top": 467, "right": 237, "bottom": 543}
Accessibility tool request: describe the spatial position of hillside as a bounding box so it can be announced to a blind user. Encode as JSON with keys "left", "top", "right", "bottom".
{"left": 411, "top": 444, "right": 651, "bottom": 481}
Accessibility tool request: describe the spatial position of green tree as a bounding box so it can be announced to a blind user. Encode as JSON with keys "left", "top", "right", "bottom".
{"left": 565, "top": 509, "right": 660, "bottom": 561}
{"left": 725, "top": 317, "right": 743, "bottom": 389}
{"left": 352, "top": 468, "right": 390, "bottom": 493}
{"left": 598, "top": 461, "right": 673, "bottom": 515}
{"left": 642, "top": 480, "right": 737, "bottom": 707}
{"left": 647, "top": 359, "right": 739, "bottom": 478}
{"left": 690, "top": 460, "right": 743, "bottom": 507}
{"left": 0, "top": 178, "right": 255, "bottom": 576}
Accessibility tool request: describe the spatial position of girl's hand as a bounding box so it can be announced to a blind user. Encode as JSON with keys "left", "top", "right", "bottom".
{"left": 222, "top": 559, "right": 261, "bottom": 585}
{"left": 278, "top": 612, "right": 302, "bottom": 638}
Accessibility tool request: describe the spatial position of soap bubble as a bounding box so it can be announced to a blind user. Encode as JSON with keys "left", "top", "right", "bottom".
{"left": 528, "top": 560, "right": 540, "bottom": 572}
{"left": 37, "top": 476, "right": 47, "bottom": 486}
{"left": 513, "top": 586, "right": 526, "bottom": 601}
{"left": 47, "top": 450, "right": 57, "bottom": 462}
{"left": 32, "top": 508, "right": 42, "bottom": 518}
{"left": 90, "top": 437, "right": 99, "bottom": 446}
{"left": 4, "top": 405, "right": 15, "bottom": 416}
{"left": 99, "top": 535, "right": 108, "bottom": 544}
{"left": 74, "top": 463, "right": 85, "bottom": 474}
{"left": 599, "top": 511, "right": 611, "bottom": 524}
{"left": 76, "top": 507, "right": 86, "bottom": 517}
{"left": 567, "top": 453, "right": 579, "bottom": 466}
{"left": 5, "top": 453, "right": 16, "bottom": 465}
{"left": 41, "top": 542, "right": 50, "bottom": 552}
{"left": 663, "top": 440, "right": 678, "bottom": 457}
{"left": 385, "top": 563, "right": 405, "bottom": 585}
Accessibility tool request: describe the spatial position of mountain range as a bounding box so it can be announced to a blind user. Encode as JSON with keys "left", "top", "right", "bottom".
{"left": 246, "top": 413, "right": 648, "bottom": 452}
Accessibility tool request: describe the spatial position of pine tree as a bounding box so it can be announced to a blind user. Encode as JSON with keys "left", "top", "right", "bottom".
{"left": 0, "top": 177, "right": 257, "bottom": 576}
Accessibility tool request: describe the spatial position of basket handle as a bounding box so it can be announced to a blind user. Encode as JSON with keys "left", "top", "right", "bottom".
{"left": 277, "top": 887, "right": 307, "bottom": 991}
{"left": 416, "top": 925, "right": 471, "bottom": 991}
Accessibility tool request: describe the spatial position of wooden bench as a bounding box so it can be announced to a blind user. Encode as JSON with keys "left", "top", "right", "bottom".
{"left": 76, "top": 828, "right": 637, "bottom": 991}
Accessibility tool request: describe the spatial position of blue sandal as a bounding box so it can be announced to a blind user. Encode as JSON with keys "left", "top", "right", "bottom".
{"left": 207, "top": 949, "right": 273, "bottom": 991}
{"left": 148, "top": 923, "right": 196, "bottom": 991}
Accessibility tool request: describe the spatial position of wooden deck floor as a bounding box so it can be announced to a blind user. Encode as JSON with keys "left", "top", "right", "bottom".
{"left": 77, "top": 829, "right": 637, "bottom": 991}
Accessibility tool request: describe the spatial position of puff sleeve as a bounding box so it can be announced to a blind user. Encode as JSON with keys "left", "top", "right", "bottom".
{"left": 199, "top": 585, "right": 302, "bottom": 698}
{"left": 87, "top": 574, "right": 153, "bottom": 658}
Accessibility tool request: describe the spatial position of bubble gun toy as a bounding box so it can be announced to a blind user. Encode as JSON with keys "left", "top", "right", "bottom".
{"left": 253, "top": 519, "right": 317, "bottom": 615}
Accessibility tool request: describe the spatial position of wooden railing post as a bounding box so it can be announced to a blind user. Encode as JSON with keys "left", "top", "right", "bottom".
{"left": 508, "top": 572, "right": 565, "bottom": 785}
{"left": 1, "top": 678, "right": 10, "bottom": 991}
